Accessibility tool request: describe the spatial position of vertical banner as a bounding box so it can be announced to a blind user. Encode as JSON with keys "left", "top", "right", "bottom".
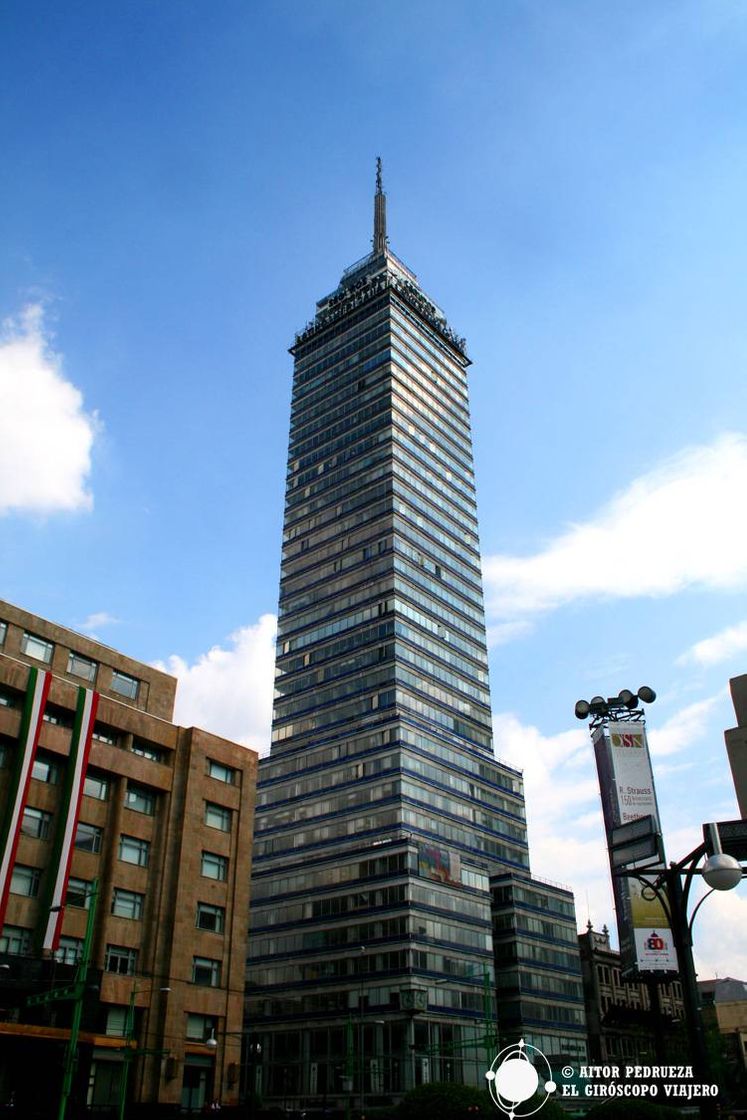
{"left": 593, "top": 720, "right": 678, "bottom": 976}
{"left": 39, "top": 686, "right": 99, "bottom": 951}
{"left": 0, "top": 667, "right": 52, "bottom": 929}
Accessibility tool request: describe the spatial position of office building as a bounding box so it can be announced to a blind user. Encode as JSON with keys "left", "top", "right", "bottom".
{"left": 491, "top": 873, "right": 587, "bottom": 1064}
{"left": 246, "top": 166, "right": 533, "bottom": 1107}
{"left": 0, "top": 599, "right": 257, "bottom": 1115}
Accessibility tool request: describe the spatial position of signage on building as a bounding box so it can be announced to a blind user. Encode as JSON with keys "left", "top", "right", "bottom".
{"left": 417, "top": 843, "right": 461, "bottom": 886}
{"left": 593, "top": 721, "right": 678, "bottom": 977}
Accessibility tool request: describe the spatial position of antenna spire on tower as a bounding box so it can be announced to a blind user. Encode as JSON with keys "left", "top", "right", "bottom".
{"left": 373, "top": 156, "right": 387, "bottom": 254}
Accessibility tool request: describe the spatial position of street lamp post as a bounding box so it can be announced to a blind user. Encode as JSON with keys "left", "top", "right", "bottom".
{"left": 617, "top": 837, "right": 742, "bottom": 1117}
{"left": 55, "top": 880, "right": 99, "bottom": 1120}
{"left": 25, "top": 880, "right": 100, "bottom": 1120}
{"left": 575, "top": 687, "right": 745, "bottom": 1120}
{"left": 117, "top": 983, "right": 171, "bottom": 1120}
{"left": 206, "top": 1027, "right": 261, "bottom": 1108}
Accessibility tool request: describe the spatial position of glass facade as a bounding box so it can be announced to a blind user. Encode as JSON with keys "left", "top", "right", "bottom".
{"left": 491, "top": 873, "right": 588, "bottom": 1065}
{"left": 247, "top": 178, "right": 530, "bottom": 1105}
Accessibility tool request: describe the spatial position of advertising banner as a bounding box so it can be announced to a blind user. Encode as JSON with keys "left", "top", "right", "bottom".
{"left": 593, "top": 721, "right": 678, "bottom": 976}
{"left": 417, "top": 843, "right": 461, "bottom": 886}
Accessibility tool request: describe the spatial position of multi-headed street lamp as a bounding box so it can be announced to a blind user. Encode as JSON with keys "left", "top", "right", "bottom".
{"left": 575, "top": 686, "right": 745, "bottom": 1119}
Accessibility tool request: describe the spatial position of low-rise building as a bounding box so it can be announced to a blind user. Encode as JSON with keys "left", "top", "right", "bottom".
{"left": 578, "top": 922, "right": 684, "bottom": 1065}
{"left": 491, "top": 872, "right": 588, "bottom": 1067}
{"left": 698, "top": 976, "right": 747, "bottom": 1092}
{"left": 0, "top": 599, "right": 257, "bottom": 1115}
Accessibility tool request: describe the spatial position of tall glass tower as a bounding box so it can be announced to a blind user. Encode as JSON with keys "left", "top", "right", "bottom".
{"left": 246, "top": 164, "right": 530, "bottom": 1107}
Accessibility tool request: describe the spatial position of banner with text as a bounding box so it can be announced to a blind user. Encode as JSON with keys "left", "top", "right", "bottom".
{"left": 593, "top": 721, "right": 677, "bottom": 976}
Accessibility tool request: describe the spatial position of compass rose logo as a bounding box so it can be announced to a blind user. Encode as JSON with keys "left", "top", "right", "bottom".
{"left": 485, "top": 1039, "right": 556, "bottom": 1118}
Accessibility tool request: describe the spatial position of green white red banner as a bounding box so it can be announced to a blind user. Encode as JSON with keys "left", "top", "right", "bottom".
{"left": 0, "top": 667, "right": 52, "bottom": 929}
{"left": 41, "top": 686, "right": 99, "bottom": 951}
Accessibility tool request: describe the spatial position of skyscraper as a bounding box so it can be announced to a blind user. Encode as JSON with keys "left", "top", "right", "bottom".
{"left": 246, "top": 164, "right": 530, "bottom": 1105}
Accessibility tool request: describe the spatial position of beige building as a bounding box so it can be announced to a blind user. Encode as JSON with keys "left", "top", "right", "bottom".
{"left": 698, "top": 978, "right": 747, "bottom": 1074}
{"left": 725, "top": 674, "right": 747, "bottom": 818}
{"left": 0, "top": 599, "right": 257, "bottom": 1115}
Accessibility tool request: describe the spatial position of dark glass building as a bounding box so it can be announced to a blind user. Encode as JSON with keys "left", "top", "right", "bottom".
{"left": 246, "top": 165, "right": 530, "bottom": 1107}
{"left": 491, "top": 873, "right": 587, "bottom": 1064}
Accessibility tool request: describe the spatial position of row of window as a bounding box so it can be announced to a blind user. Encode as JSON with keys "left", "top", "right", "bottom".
{"left": 14, "top": 629, "right": 141, "bottom": 698}
{"left": 18, "top": 806, "right": 230, "bottom": 882}
{"left": 0, "top": 926, "right": 225, "bottom": 988}
{"left": 9, "top": 862, "right": 228, "bottom": 936}
{"left": 30, "top": 746, "right": 235, "bottom": 790}
{"left": 20, "top": 798, "right": 232, "bottom": 846}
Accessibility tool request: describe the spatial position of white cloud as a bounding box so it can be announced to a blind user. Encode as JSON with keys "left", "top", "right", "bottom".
{"left": 483, "top": 434, "right": 747, "bottom": 619}
{"left": 79, "top": 611, "right": 119, "bottom": 636}
{"left": 486, "top": 620, "right": 534, "bottom": 647}
{"left": 692, "top": 887, "right": 747, "bottom": 980}
{"left": 493, "top": 711, "right": 616, "bottom": 929}
{"left": 493, "top": 702, "right": 746, "bottom": 977}
{"left": 678, "top": 619, "right": 747, "bottom": 668}
{"left": 646, "top": 690, "right": 726, "bottom": 757}
{"left": 156, "top": 615, "right": 277, "bottom": 754}
{"left": 0, "top": 304, "right": 98, "bottom": 515}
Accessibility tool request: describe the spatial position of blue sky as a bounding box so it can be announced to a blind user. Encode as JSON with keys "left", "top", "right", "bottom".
{"left": 2, "top": 1, "right": 746, "bottom": 976}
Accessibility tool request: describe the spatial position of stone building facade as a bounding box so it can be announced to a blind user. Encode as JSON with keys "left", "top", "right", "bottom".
{"left": 0, "top": 599, "right": 256, "bottom": 1115}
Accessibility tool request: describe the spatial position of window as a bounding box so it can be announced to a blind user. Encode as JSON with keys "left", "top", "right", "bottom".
{"left": 43, "top": 704, "right": 73, "bottom": 728}
{"left": 204, "top": 802, "right": 231, "bottom": 832}
{"left": 66, "top": 877, "right": 92, "bottom": 908}
{"left": 67, "top": 651, "right": 97, "bottom": 683}
{"left": 84, "top": 772, "right": 109, "bottom": 800}
{"left": 0, "top": 621, "right": 6, "bottom": 646}
{"left": 111, "top": 670, "right": 139, "bottom": 700}
{"left": 125, "top": 783, "right": 156, "bottom": 815}
{"left": 92, "top": 725, "right": 118, "bottom": 746}
{"left": 196, "top": 902, "right": 225, "bottom": 933}
{"left": 21, "top": 631, "right": 54, "bottom": 663}
{"left": 105, "top": 1006, "right": 128, "bottom": 1037}
{"left": 105, "top": 944, "right": 138, "bottom": 975}
{"left": 75, "top": 822, "right": 103, "bottom": 853}
{"left": 201, "top": 851, "right": 228, "bottom": 881}
{"left": 32, "top": 753, "right": 60, "bottom": 784}
{"left": 22, "top": 806, "right": 52, "bottom": 840}
{"left": 207, "top": 760, "right": 236, "bottom": 785}
{"left": 111, "top": 888, "right": 144, "bottom": 920}
{"left": 55, "top": 936, "right": 83, "bottom": 964}
{"left": 0, "top": 687, "right": 19, "bottom": 709}
{"left": 131, "top": 739, "right": 165, "bottom": 763}
{"left": 10, "top": 864, "right": 41, "bottom": 897}
{"left": 118, "top": 835, "right": 150, "bottom": 867}
{"left": 186, "top": 1012, "right": 217, "bottom": 1041}
{"left": 192, "top": 956, "right": 221, "bottom": 987}
{"left": 0, "top": 925, "right": 31, "bottom": 955}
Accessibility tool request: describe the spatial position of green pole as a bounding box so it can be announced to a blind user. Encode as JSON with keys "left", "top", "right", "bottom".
{"left": 117, "top": 983, "right": 138, "bottom": 1120}
{"left": 57, "top": 878, "right": 99, "bottom": 1120}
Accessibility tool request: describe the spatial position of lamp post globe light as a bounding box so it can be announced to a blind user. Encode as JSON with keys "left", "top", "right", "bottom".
{"left": 701, "top": 853, "right": 743, "bottom": 892}
{"left": 574, "top": 686, "right": 746, "bottom": 1120}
